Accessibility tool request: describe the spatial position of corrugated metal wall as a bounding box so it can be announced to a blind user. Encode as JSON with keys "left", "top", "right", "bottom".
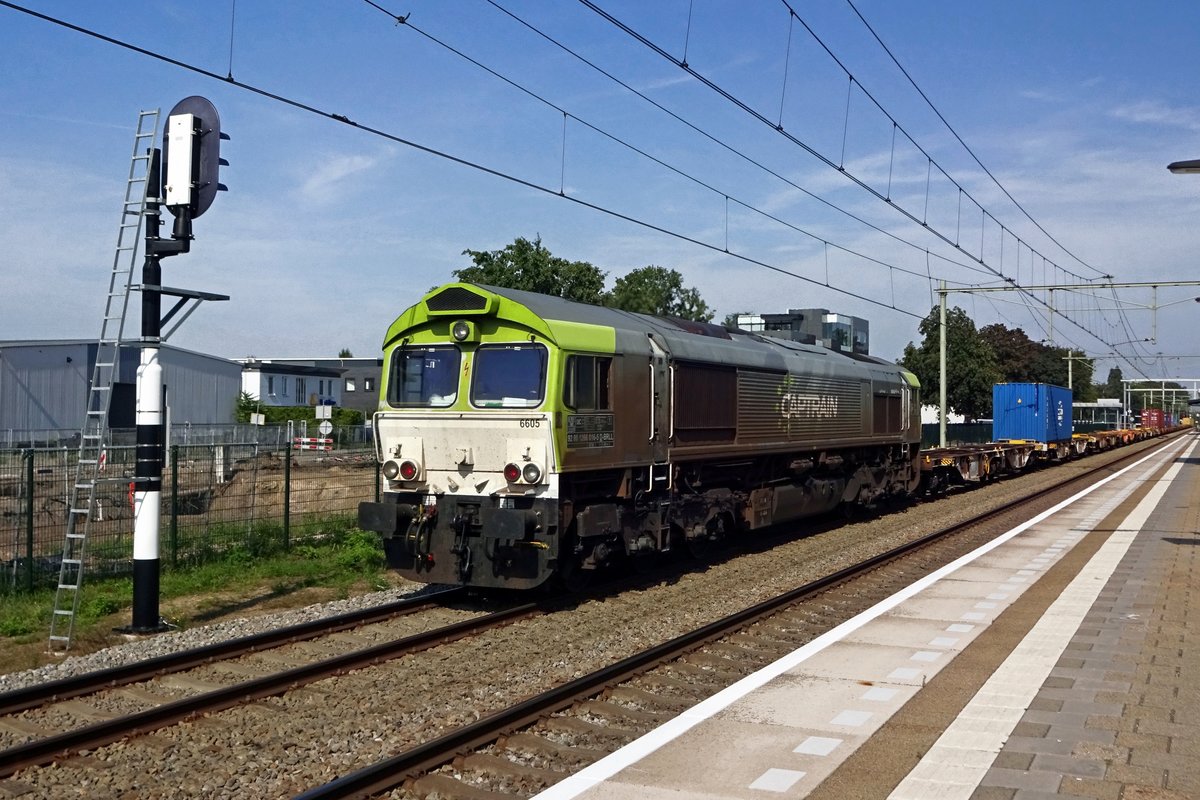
{"left": 0, "top": 341, "right": 240, "bottom": 435}
{"left": 0, "top": 342, "right": 91, "bottom": 430}
{"left": 162, "top": 348, "right": 241, "bottom": 425}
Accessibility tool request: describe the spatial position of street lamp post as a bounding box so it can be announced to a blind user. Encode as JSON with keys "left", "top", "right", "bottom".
{"left": 1168, "top": 159, "right": 1200, "bottom": 174}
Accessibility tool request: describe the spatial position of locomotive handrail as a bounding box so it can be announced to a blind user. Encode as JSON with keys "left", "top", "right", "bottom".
{"left": 648, "top": 361, "right": 656, "bottom": 442}
{"left": 669, "top": 363, "right": 676, "bottom": 441}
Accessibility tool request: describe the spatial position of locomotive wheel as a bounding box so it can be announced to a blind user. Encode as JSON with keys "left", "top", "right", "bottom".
{"left": 627, "top": 549, "right": 661, "bottom": 574}
{"left": 686, "top": 535, "right": 715, "bottom": 561}
{"left": 554, "top": 531, "right": 592, "bottom": 594}
{"left": 686, "top": 515, "right": 729, "bottom": 562}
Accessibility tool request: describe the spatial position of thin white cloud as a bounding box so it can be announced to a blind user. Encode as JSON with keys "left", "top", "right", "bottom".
{"left": 1018, "top": 89, "right": 1062, "bottom": 103}
{"left": 296, "top": 153, "right": 382, "bottom": 204}
{"left": 1109, "top": 100, "right": 1200, "bottom": 132}
{"left": 637, "top": 73, "right": 694, "bottom": 92}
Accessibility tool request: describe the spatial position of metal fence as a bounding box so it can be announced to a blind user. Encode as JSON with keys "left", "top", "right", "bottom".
{"left": 1, "top": 422, "right": 374, "bottom": 450}
{"left": 1, "top": 440, "right": 380, "bottom": 592}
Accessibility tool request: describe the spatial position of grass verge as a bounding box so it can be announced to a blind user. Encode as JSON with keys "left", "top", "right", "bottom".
{"left": 0, "top": 525, "right": 398, "bottom": 676}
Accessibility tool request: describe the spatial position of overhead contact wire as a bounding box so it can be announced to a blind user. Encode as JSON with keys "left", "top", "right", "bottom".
{"left": 0, "top": 0, "right": 921, "bottom": 320}
{"left": 576, "top": 0, "right": 1126, "bottom": 354}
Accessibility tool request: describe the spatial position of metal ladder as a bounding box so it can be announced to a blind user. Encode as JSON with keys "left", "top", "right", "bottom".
{"left": 49, "top": 109, "right": 160, "bottom": 652}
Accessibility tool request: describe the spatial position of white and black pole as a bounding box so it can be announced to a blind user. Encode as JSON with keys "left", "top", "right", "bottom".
{"left": 126, "top": 97, "right": 226, "bottom": 634}
{"left": 131, "top": 158, "right": 169, "bottom": 630}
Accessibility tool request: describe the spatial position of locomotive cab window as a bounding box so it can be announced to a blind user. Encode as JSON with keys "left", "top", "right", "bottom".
{"left": 563, "top": 355, "right": 612, "bottom": 411}
{"left": 471, "top": 344, "right": 548, "bottom": 408}
{"left": 387, "top": 345, "right": 461, "bottom": 407}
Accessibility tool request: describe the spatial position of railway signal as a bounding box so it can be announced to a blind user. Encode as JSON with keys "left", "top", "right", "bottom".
{"left": 127, "top": 96, "right": 229, "bottom": 635}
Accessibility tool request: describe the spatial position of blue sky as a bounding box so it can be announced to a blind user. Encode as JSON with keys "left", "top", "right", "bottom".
{"left": 1, "top": 1, "right": 1198, "bottom": 384}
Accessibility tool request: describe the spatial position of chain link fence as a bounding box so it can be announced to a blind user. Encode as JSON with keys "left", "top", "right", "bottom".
{"left": 1, "top": 434, "right": 379, "bottom": 592}
{"left": 2, "top": 422, "right": 373, "bottom": 450}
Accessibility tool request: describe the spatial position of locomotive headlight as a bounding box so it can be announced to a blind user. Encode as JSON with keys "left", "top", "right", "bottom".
{"left": 503, "top": 462, "right": 522, "bottom": 483}
{"left": 451, "top": 319, "right": 474, "bottom": 342}
{"left": 399, "top": 459, "right": 420, "bottom": 481}
{"left": 382, "top": 460, "right": 401, "bottom": 480}
{"left": 522, "top": 462, "right": 542, "bottom": 484}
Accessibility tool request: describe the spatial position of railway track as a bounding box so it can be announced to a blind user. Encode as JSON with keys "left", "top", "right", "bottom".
{"left": 0, "top": 434, "right": 1180, "bottom": 798}
{"left": 0, "top": 589, "right": 467, "bottom": 717}
{"left": 0, "top": 597, "right": 539, "bottom": 779}
{"left": 296, "top": 433, "right": 1185, "bottom": 799}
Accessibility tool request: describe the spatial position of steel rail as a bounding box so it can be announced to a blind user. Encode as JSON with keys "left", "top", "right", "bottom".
{"left": 0, "top": 587, "right": 467, "bottom": 716}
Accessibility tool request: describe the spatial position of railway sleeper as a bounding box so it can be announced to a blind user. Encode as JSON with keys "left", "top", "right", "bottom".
{"left": 0, "top": 717, "right": 58, "bottom": 738}
{"left": 634, "top": 673, "right": 697, "bottom": 693}
{"left": 729, "top": 630, "right": 800, "bottom": 650}
{"left": 53, "top": 699, "right": 119, "bottom": 721}
{"left": 605, "top": 685, "right": 693, "bottom": 714}
{"left": 541, "top": 714, "right": 638, "bottom": 744}
{"left": 665, "top": 660, "right": 737, "bottom": 683}
{"left": 456, "top": 752, "right": 568, "bottom": 786}
{"left": 410, "top": 772, "right": 511, "bottom": 800}
{"left": 0, "top": 780, "right": 34, "bottom": 797}
{"left": 498, "top": 732, "right": 607, "bottom": 765}
{"left": 684, "top": 651, "right": 748, "bottom": 671}
{"left": 115, "top": 686, "right": 179, "bottom": 706}
{"left": 702, "top": 641, "right": 776, "bottom": 663}
{"left": 577, "top": 699, "right": 671, "bottom": 727}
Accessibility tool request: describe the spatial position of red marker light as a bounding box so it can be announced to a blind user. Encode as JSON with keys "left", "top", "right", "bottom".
{"left": 503, "top": 463, "right": 522, "bottom": 483}
{"left": 399, "top": 460, "right": 419, "bottom": 481}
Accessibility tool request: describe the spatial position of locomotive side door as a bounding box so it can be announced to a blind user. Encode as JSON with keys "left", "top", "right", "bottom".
{"left": 646, "top": 333, "right": 671, "bottom": 490}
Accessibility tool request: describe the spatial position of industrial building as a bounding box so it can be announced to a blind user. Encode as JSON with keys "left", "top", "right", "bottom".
{"left": 0, "top": 340, "right": 241, "bottom": 445}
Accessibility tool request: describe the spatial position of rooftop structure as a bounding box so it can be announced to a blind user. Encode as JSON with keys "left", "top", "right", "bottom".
{"left": 734, "top": 309, "right": 870, "bottom": 354}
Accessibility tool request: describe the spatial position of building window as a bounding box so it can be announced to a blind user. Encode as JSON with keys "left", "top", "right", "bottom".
{"left": 297, "top": 378, "right": 307, "bottom": 403}
{"left": 345, "top": 378, "right": 356, "bottom": 392}
{"left": 281, "top": 377, "right": 288, "bottom": 397}
{"left": 364, "top": 377, "right": 374, "bottom": 392}
{"left": 267, "top": 375, "right": 275, "bottom": 396}
{"left": 318, "top": 379, "right": 325, "bottom": 395}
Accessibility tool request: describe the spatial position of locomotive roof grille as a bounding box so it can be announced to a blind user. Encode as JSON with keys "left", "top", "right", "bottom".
{"left": 426, "top": 286, "right": 489, "bottom": 313}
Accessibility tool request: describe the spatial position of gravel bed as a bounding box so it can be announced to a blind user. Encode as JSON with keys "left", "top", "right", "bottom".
{"left": 0, "top": 583, "right": 443, "bottom": 695}
{"left": 1, "top": 441, "right": 1163, "bottom": 799}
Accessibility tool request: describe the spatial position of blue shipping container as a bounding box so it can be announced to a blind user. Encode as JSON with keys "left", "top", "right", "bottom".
{"left": 992, "top": 383, "right": 1073, "bottom": 443}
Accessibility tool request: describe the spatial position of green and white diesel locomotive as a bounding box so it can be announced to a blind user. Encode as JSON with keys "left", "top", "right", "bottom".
{"left": 358, "top": 283, "right": 922, "bottom": 590}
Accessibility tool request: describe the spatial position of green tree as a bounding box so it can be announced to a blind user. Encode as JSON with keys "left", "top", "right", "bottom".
{"left": 338, "top": 348, "right": 353, "bottom": 358}
{"left": 1101, "top": 367, "right": 1124, "bottom": 399}
{"left": 605, "top": 265, "right": 714, "bottom": 322}
{"left": 978, "top": 323, "right": 1096, "bottom": 398}
{"left": 1028, "top": 346, "right": 1069, "bottom": 388}
{"left": 900, "top": 306, "right": 1000, "bottom": 421}
{"left": 1073, "top": 367, "right": 1099, "bottom": 403}
{"left": 235, "top": 390, "right": 259, "bottom": 423}
{"left": 979, "top": 324, "right": 1040, "bottom": 383}
{"left": 454, "top": 236, "right": 607, "bottom": 303}
{"left": 722, "top": 312, "right": 746, "bottom": 329}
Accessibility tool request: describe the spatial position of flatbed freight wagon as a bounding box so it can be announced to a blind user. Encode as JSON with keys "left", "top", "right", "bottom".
{"left": 993, "top": 383, "right": 1075, "bottom": 460}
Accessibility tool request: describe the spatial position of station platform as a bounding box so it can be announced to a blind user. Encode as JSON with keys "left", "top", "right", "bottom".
{"left": 535, "top": 432, "right": 1200, "bottom": 800}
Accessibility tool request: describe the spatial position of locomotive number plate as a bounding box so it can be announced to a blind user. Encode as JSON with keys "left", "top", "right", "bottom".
{"left": 567, "top": 413, "right": 615, "bottom": 448}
